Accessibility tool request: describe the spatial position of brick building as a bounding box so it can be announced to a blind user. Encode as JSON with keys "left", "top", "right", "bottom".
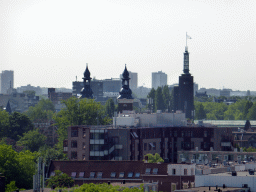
{"left": 64, "top": 125, "right": 235, "bottom": 163}
{"left": 47, "top": 160, "right": 195, "bottom": 192}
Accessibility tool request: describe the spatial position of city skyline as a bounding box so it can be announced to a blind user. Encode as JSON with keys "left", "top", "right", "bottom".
{"left": 0, "top": 0, "right": 255, "bottom": 91}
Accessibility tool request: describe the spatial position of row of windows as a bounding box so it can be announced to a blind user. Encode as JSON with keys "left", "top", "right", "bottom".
{"left": 71, "top": 141, "right": 86, "bottom": 149}
{"left": 71, "top": 128, "right": 86, "bottom": 137}
{"left": 141, "top": 130, "right": 214, "bottom": 138}
{"left": 68, "top": 172, "right": 141, "bottom": 178}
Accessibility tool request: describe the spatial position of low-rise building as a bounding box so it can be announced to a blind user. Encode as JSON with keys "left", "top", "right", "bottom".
{"left": 47, "top": 160, "right": 195, "bottom": 192}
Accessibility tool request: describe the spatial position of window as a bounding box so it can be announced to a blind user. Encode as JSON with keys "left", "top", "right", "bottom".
{"left": 145, "top": 168, "right": 151, "bottom": 174}
{"left": 110, "top": 172, "right": 116, "bottom": 178}
{"left": 135, "top": 173, "right": 140, "bottom": 178}
{"left": 212, "top": 154, "right": 217, "bottom": 160}
{"left": 97, "top": 172, "right": 103, "bottom": 178}
{"left": 153, "top": 142, "right": 156, "bottom": 150}
{"left": 152, "top": 168, "right": 158, "bottom": 174}
{"left": 144, "top": 143, "right": 147, "bottom": 151}
{"left": 191, "top": 131, "right": 193, "bottom": 137}
{"left": 71, "top": 128, "right": 78, "bottom": 137}
{"left": 90, "top": 172, "right": 95, "bottom": 178}
{"left": 174, "top": 131, "right": 177, "bottom": 137}
{"left": 170, "top": 131, "right": 172, "bottom": 137}
{"left": 184, "top": 169, "right": 187, "bottom": 175}
{"left": 71, "top": 140, "right": 77, "bottom": 148}
{"left": 172, "top": 169, "right": 176, "bottom": 175}
{"left": 82, "top": 154, "right": 86, "bottom": 160}
{"left": 71, "top": 151, "right": 77, "bottom": 159}
{"left": 83, "top": 128, "right": 86, "bottom": 137}
{"left": 204, "top": 131, "right": 208, "bottom": 137}
{"left": 148, "top": 143, "right": 152, "bottom": 150}
{"left": 181, "top": 131, "right": 184, "bottom": 137}
{"left": 191, "top": 168, "right": 194, "bottom": 175}
{"left": 119, "top": 172, "right": 125, "bottom": 178}
{"left": 83, "top": 142, "right": 86, "bottom": 149}
{"left": 79, "top": 172, "right": 84, "bottom": 178}
{"left": 127, "top": 172, "right": 133, "bottom": 178}
{"left": 71, "top": 172, "right": 76, "bottom": 178}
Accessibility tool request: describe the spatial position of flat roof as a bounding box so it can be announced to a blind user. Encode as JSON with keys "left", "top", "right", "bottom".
{"left": 209, "top": 171, "right": 256, "bottom": 177}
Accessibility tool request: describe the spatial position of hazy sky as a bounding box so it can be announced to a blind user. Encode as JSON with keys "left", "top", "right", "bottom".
{"left": 0, "top": 0, "right": 255, "bottom": 91}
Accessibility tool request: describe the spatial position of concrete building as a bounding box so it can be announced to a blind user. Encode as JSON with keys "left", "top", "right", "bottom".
{"left": 16, "top": 84, "right": 42, "bottom": 95}
{"left": 129, "top": 71, "right": 138, "bottom": 90}
{"left": 152, "top": 71, "right": 167, "bottom": 89}
{"left": 0, "top": 70, "right": 14, "bottom": 94}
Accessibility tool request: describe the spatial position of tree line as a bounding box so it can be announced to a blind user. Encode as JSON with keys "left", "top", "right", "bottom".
{"left": 147, "top": 85, "right": 173, "bottom": 112}
{"left": 195, "top": 98, "right": 256, "bottom": 120}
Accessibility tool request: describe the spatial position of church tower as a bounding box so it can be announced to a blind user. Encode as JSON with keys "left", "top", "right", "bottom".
{"left": 178, "top": 44, "right": 194, "bottom": 119}
{"left": 80, "top": 64, "right": 93, "bottom": 99}
{"left": 117, "top": 65, "right": 134, "bottom": 113}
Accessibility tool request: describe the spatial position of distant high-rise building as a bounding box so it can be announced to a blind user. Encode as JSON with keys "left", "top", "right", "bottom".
{"left": 0, "top": 70, "right": 14, "bottom": 94}
{"left": 152, "top": 71, "right": 167, "bottom": 89}
{"left": 128, "top": 71, "right": 138, "bottom": 90}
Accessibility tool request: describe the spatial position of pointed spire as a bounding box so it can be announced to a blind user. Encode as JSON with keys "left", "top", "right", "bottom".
{"left": 81, "top": 64, "right": 93, "bottom": 99}
{"left": 118, "top": 65, "right": 133, "bottom": 99}
{"left": 6, "top": 100, "right": 12, "bottom": 114}
{"left": 84, "top": 63, "right": 91, "bottom": 79}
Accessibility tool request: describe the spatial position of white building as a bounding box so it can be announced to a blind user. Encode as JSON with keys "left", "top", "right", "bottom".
{"left": 113, "top": 110, "right": 187, "bottom": 127}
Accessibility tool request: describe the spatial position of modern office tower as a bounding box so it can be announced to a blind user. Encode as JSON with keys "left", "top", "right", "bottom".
{"left": 177, "top": 46, "right": 194, "bottom": 119}
{"left": 128, "top": 71, "right": 138, "bottom": 90}
{"left": 152, "top": 71, "right": 167, "bottom": 89}
{"left": 0, "top": 70, "right": 14, "bottom": 94}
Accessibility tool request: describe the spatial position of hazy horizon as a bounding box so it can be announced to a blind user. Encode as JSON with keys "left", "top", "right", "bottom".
{"left": 1, "top": 0, "right": 255, "bottom": 91}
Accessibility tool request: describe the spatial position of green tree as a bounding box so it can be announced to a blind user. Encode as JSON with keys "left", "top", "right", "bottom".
{"left": 155, "top": 87, "right": 165, "bottom": 111}
{"left": 47, "top": 170, "right": 74, "bottom": 188}
{"left": 73, "top": 183, "right": 144, "bottom": 192}
{"left": 147, "top": 88, "right": 156, "bottom": 112}
{"left": 0, "top": 110, "right": 10, "bottom": 138}
{"left": 195, "top": 102, "right": 206, "bottom": 120}
{"left": 243, "top": 100, "right": 253, "bottom": 119}
{"left": 3, "top": 112, "right": 34, "bottom": 141}
{"left": 105, "top": 98, "right": 115, "bottom": 118}
{"left": 17, "top": 129, "right": 46, "bottom": 152}
{"left": 247, "top": 102, "right": 256, "bottom": 120}
{"left": 38, "top": 145, "right": 66, "bottom": 168}
{"left": 54, "top": 97, "right": 111, "bottom": 151}
{"left": 144, "top": 153, "right": 164, "bottom": 163}
{"left": 0, "top": 144, "right": 37, "bottom": 189}
{"left": 162, "top": 85, "right": 171, "bottom": 112}
{"left": 26, "top": 99, "right": 55, "bottom": 123}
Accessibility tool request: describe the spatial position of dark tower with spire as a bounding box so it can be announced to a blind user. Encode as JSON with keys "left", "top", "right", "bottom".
{"left": 80, "top": 64, "right": 93, "bottom": 99}
{"left": 177, "top": 45, "right": 194, "bottom": 119}
{"left": 117, "top": 65, "right": 133, "bottom": 113}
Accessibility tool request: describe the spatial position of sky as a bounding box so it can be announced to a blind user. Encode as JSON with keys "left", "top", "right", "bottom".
{"left": 0, "top": 0, "right": 255, "bottom": 91}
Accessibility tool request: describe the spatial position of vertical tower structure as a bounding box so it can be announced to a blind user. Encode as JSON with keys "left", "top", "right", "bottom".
{"left": 80, "top": 64, "right": 93, "bottom": 99}
{"left": 117, "top": 65, "right": 134, "bottom": 113}
{"left": 178, "top": 45, "right": 194, "bottom": 119}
